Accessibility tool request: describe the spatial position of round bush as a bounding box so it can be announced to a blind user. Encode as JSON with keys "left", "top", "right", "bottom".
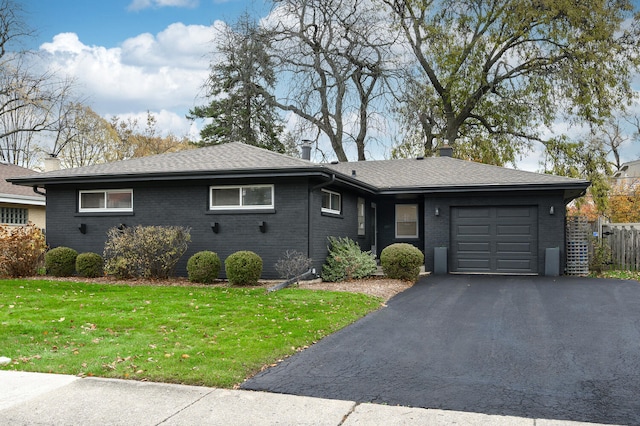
{"left": 225, "top": 251, "right": 263, "bottom": 286}
{"left": 187, "top": 251, "right": 221, "bottom": 284}
{"left": 76, "top": 252, "right": 104, "bottom": 278}
{"left": 380, "top": 243, "right": 424, "bottom": 282}
{"left": 45, "top": 247, "right": 78, "bottom": 277}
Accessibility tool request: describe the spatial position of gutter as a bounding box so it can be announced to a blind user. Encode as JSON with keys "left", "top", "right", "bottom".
{"left": 33, "top": 186, "right": 46, "bottom": 197}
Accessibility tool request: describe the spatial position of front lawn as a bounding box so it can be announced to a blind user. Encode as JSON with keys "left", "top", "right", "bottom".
{"left": 0, "top": 279, "right": 382, "bottom": 387}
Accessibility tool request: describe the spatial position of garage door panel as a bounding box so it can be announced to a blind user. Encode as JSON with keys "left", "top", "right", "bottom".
{"left": 457, "top": 259, "right": 491, "bottom": 271}
{"left": 457, "top": 208, "right": 491, "bottom": 218}
{"left": 497, "top": 225, "right": 532, "bottom": 236}
{"left": 457, "top": 242, "right": 490, "bottom": 253}
{"left": 496, "top": 242, "right": 532, "bottom": 253}
{"left": 496, "top": 207, "right": 533, "bottom": 217}
{"left": 496, "top": 259, "right": 533, "bottom": 271}
{"left": 451, "top": 206, "right": 538, "bottom": 274}
{"left": 457, "top": 225, "right": 490, "bottom": 236}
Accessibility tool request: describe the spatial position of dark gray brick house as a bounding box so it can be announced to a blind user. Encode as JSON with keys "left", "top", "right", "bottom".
{"left": 8, "top": 142, "right": 590, "bottom": 278}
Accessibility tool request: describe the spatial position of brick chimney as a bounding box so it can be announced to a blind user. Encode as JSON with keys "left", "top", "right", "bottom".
{"left": 439, "top": 140, "right": 453, "bottom": 157}
{"left": 44, "top": 154, "right": 61, "bottom": 172}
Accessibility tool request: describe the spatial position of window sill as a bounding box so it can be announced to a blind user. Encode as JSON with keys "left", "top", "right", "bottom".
{"left": 206, "top": 209, "right": 276, "bottom": 215}
{"left": 321, "top": 211, "right": 343, "bottom": 219}
{"left": 75, "top": 212, "right": 135, "bottom": 217}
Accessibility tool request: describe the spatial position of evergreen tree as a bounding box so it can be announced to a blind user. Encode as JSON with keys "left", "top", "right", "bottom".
{"left": 188, "top": 13, "right": 284, "bottom": 153}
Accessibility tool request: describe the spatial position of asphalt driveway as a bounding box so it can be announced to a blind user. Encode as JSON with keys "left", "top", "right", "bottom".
{"left": 242, "top": 275, "right": 640, "bottom": 425}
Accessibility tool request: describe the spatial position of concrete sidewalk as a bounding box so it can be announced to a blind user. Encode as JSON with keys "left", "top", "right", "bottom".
{"left": 0, "top": 371, "right": 613, "bottom": 425}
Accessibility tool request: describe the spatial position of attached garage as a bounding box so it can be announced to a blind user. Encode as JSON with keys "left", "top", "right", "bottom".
{"left": 450, "top": 206, "right": 538, "bottom": 274}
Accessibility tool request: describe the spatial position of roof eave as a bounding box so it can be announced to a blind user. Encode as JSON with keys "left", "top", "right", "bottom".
{"left": 375, "top": 182, "right": 590, "bottom": 195}
{"left": 7, "top": 167, "right": 331, "bottom": 186}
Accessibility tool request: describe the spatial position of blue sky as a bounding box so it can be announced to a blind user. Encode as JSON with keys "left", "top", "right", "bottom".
{"left": 17, "top": 0, "right": 270, "bottom": 145}
{"left": 13, "top": 0, "right": 640, "bottom": 167}
{"left": 23, "top": 0, "right": 270, "bottom": 49}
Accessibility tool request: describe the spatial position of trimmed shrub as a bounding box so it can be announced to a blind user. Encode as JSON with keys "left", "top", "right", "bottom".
{"left": 187, "top": 251, "right": 221, "bottom": 284}
{"left": 275, "top": 250, "right": 313, "bottom": 280}
{"left": 0, "top": 223, "right": 47, "bottom": 278}
{"left": 321, "top": 236, "right": 377, "bottom": 282}
{"left": 103, "top": 225, "right": 191, "bottom": 279}
{"left": 76, "top": 252, "right": 104, "bottom": 278}
{"left": 225, "top": 251, "right": 262, "bottom": 286}
{"left": 45, "top": 247, "right": 78, "bottom": 277}
{"left": 380, "top": 243, "right": 424, "bottom": 282}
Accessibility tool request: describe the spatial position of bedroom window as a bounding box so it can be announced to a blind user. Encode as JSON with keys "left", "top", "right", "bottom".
{"left": 210, "top": 185, "right": 274, "bottom": 210}
{"left": 79, "top": 189, "right": 133, "bottom": 212}
{"left": 0, "top": 207, "right": 28, "bottom": 225}
{"left": 396, "top": 204, "right": 418, "bottom": 238}
{"left": 321, "top": 189, "right": 341, "bottom": 214}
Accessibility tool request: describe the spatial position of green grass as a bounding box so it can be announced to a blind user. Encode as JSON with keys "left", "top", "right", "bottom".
{"left": 593, "top": 269, "right": 640, "bottom": 282}
{"left": 0, "top": 279, "right": 382, "bottom": 387}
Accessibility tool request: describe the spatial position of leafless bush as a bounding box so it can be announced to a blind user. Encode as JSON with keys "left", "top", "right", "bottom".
{"left": 275, "top": 250, "right": 313, "bottom": 280}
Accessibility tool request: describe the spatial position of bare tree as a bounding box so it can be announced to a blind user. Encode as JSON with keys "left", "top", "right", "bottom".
{"left": 266, "top": 0, "right": 395, "bottom": 161}
{"left": 0, "top": 0, "right": 79, "bottom": 167}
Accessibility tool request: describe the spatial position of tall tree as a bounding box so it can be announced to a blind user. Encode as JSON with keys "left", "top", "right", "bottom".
{"left": 56, "top": 104, "right": 120, "bottom": 168}
{"left": 110, "top": 112, "right": 192, "bottom": 161}
{"left": 0, "top": 0, "right": 77, "bottom": 167}
{"left": 188, "top": 13, "right": 284, "bottom": 153}
{"left": 265, "top": 0, "right": 393, "bottom": 161}
{"left": 386, "top": 0, "right": 640, "bottom": 166}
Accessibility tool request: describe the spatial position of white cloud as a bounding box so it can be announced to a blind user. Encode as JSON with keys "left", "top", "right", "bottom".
{"left": 128, "top": 0, "right": 199, "bottom": 12}
{"left": 35, "top": 23, "right": 223, "bottom": 137}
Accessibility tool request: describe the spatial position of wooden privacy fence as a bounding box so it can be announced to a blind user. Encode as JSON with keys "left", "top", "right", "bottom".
{"left": 602, "top": 223, "right": 640, "bottom": 271}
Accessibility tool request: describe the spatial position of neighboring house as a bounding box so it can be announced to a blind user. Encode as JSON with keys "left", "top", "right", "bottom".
{"left": 613, "top": 159, "right": 640, "bottom": 188}
{"left": 0, "top": 162, "right": 46, "bottom": 229}
{"left": 8, "top": 142, "right": 589, "bottom": 278}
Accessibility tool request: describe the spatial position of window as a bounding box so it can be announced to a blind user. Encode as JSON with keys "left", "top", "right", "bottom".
{"left": 321, "top": 189, "right": 341, "bottom": 214}
{"left": 210, "top": 185, "right": 274, "bottom": 210}
{"left": 0, "top": 207, "right": 28, "bottom": 225}
{"left": 357, "top": 198, "right": 365, "bottom": 235}
{"left": 79, "top": 189, "right": 133, "bottom": 212}
{"left": 396, "top": 204, "right": 418, "bottom": 238}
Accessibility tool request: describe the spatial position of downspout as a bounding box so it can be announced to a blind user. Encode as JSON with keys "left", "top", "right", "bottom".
{"left": 33, "top": 186, "right": 46, "bottom": 197}
{"left": 308, "top": 174, "right": 336, "bottom": 274}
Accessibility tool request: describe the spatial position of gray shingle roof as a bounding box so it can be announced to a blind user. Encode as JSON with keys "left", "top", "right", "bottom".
{"left": 325, "top": 156, "right": 588, "bottom": 190}
{"left": 8, "top": 142, "right": 589, "bottom": 193}
{"left": 0, "top": 162, "right": 45, "bottom": 200}
{"left": 18, "top": 142, "right": 314, "bottom": 180}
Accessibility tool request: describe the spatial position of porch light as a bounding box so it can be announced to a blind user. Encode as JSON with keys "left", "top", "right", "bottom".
{"left": 259, "top": 221, "right": 267, "bottom": 233}
{"left": 549, "top": 206, "right": 555, "bottom": 215}
{"left": 435, "top": 207, "right": 440, "bottom": 216}
{"left": 78, "top": 223, "right": 87, "bottom": 234}
{"left": 211, "top": 222, "right": 219, "bottom": 233}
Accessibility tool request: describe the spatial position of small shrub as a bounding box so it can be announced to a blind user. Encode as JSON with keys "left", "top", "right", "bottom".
{"left": 0, "top": 223, "right": 47, "bottom": 277}
{"left": 45, "top": 247, "right": 78, "bottom": 277}
{"left": 225, "top": 251, "right": 263, "bottom": 286}
{"left": 76, "top": 252, "right": 104, "bottom": 278}
{"left": 187, "top": 251, "right": 221, "bottom": 284}
{"left": 103, "top": 225, "right": 191, "bottom": 279}
{"left": 275, "top": 250, "right": 313, "bottom": 280}
{"left": 321, "top": 236, "right": 377, "bottom": 282}
{"left": 380, "top": 243, "right": 424, "bottom": 282}
{"left": 589, "top": 238, "right": 612, "bottom": 274}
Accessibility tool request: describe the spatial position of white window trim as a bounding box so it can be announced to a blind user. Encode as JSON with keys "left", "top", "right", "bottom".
{"left": 395, "top": 204, "right": 418, "bottom": 239}
{"left": 79, "top": 189, "right": 133, "bottom": 213}
{"left": 209, "top": 184, "right": 274, "bottom": 210}
{"left": 321, "top": 189, "right": 341, "bottom": 215}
